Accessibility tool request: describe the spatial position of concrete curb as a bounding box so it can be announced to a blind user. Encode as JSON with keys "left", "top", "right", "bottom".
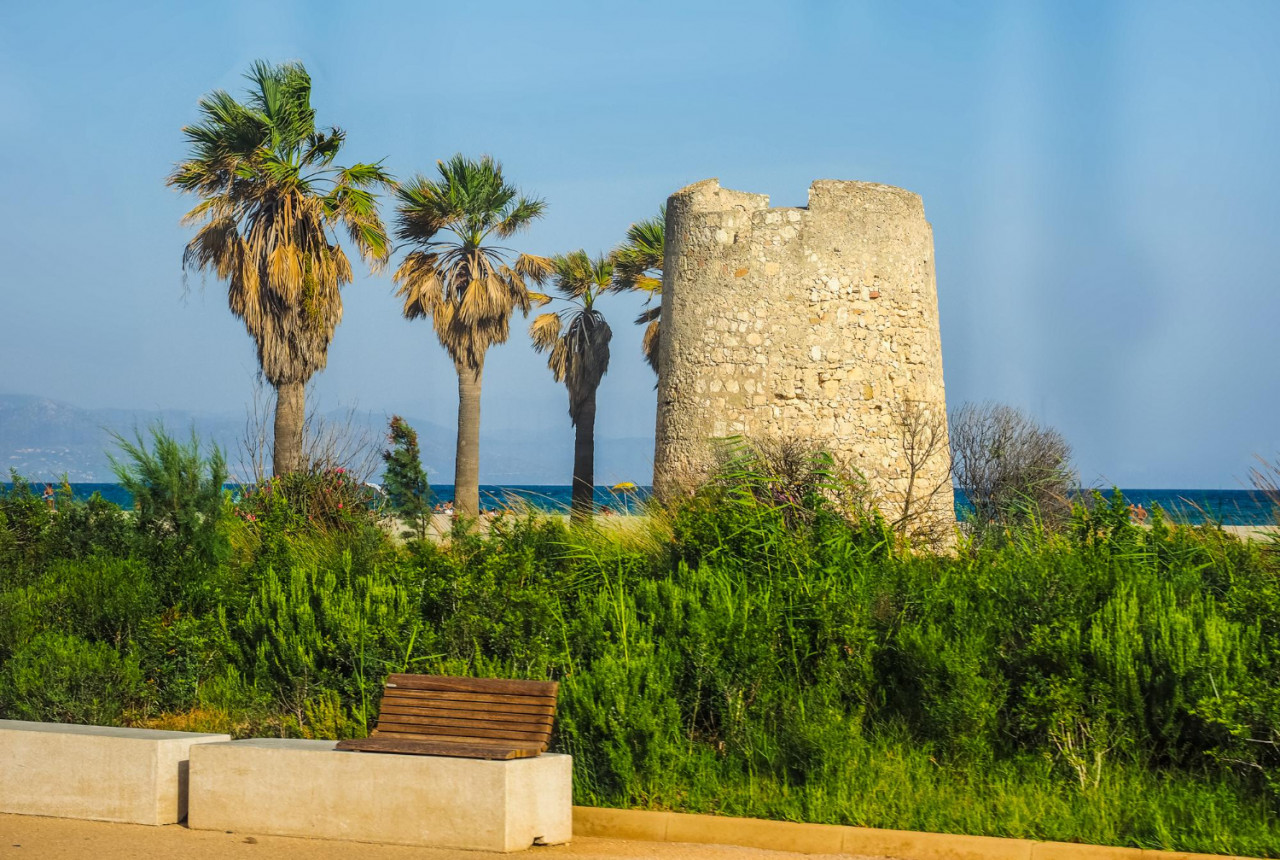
{"left": 572, "top": 807, "right": 1259, "bottom": 860}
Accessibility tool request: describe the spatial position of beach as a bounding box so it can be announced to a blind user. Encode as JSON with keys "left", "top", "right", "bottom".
{"left": 395, "top": 513, "right": 1278, "bottom": 544}
{"left": 1221, "top": 524, "right": 1278, "bottom": 542}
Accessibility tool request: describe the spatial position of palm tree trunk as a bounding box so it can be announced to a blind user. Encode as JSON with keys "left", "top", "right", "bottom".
{"left": 273, "top": 380, "right": 305, "bottom": 476}
{"left": 570, "top": 387, "right": 597, "bottom": 525}
{"left": 454, "top": 357, "right": 484, "bottom": 518}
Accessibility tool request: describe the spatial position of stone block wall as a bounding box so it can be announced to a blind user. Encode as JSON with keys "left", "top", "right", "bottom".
{"left": 653, "top": 178, "right": 954, "bottom": 537}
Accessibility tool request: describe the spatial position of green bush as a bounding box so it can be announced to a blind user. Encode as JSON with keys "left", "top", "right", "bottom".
{"left": 0, "top": 557, "right": 157, "bottom": 662}
{"left": 233, "top": 469, "right": 380, "bottom": 536}
{"left": 0, "top": 631, "right": 144, "bottom": 725}
{"left": 0, "top": 473, "right": 56, "bottom": 580}
{"left": 112, "top": 426, "right": 230, "bottom": 608}
{"left": 43, "top": 491, "right": 132, "bottom": 561}
{"left": 234, "top": 557, "right": 425, "bottom": 735}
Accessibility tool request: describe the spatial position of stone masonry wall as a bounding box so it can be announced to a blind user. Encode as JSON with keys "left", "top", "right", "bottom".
{"left": 653, "top": 178, "right": 954, "bottom": 537}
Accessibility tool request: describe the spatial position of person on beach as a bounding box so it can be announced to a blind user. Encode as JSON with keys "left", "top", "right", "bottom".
{"left": 42, "top": 484, "right": 55, "bottom": 511}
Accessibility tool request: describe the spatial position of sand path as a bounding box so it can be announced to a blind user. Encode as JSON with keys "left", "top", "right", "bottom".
{"left": 0, "top": 814, "right": 886, "bottom": 860}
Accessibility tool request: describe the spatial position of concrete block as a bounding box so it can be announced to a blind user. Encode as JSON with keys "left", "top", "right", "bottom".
{"left": 0, "top": 719, "right": 230, "bottom": 825}
{"left": 188, "top": 739, "right": 572, "bottom": 852}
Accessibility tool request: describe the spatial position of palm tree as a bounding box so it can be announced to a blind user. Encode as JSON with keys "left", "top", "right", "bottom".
{"left": 612, "top": 206, "right": 665, "bottom": 373}
{"left": 168, "top": 60, "right": 391, "bottom": 476}
{"left": 529, "top": 251, "right": 615, "bottom": 524}
{"left": 393, "top": 155, "right": 551, "bottom": 518}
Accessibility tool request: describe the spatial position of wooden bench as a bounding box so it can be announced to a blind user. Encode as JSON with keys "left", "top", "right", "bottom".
{"left": 335, "top": 673, "right": 558, "bottom": 761}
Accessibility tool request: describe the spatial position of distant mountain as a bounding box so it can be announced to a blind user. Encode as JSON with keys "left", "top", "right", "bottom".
{"left": 0, "top": 394, "right": 247, "bottom": 482}
{"left": 0, "top": 394, "right": 654, "bottom": 485}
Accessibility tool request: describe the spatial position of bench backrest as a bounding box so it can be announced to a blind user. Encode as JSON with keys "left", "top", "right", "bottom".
{"left": 371, "top": 673, "right": 558, "bottom": 753}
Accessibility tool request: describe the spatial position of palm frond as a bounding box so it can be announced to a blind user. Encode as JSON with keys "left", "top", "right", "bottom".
{"left": 391, "top": 155, "right": 549, "bottom": 370}
{"left": 611, "top": 205, "right": 665, "bottom": 292}
{"left": 642, "top": 318, "right": 661, "bottom": 374}
{"left": 514, "top": 253, "right": 554, "bottom": 284}
{"left": 529, "top": 312, "right": 563, "bottom": 353}
{"left": 169, "top": 60, "right": 391, "bottom": 385}
{"left": 634, "top": 305, "right": 662, "bottom": 326}
{"left": 496, "top": 196, "right": 547, "bottom": 238}
{"left": 605, "top": 206, "right": 666, "bottom": 374}
{"left": 552, "top": 250, "right": 614, "bottom": 303}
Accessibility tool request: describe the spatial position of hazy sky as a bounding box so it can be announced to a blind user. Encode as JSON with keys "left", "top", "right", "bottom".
{"left": 2, "top": 1, "right": 1278, "bottom": 487}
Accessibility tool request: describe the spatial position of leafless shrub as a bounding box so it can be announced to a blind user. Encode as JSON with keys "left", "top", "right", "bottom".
{"left": 888, "top": 399, "right": 953, "bottom": 546}
{"left": 950, "top": 402, "right": 1074, "bottom": 538}
{"left": 302, "top": 403, "right": 383, "bottom": 486}
{"left": 239, "top": 378, "right": 384, "bottom": 485}
{"left": 237, "top": 380, "right": 274, "bottom": 484}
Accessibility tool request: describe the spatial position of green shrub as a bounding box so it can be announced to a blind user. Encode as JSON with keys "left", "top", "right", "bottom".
{"left": 234, "top": 557, "right": 426, "bottom": 735}
{"left": 381, "top": 416, "right": 432, "bottom": 540}
{"left": 0, "top": 473, "right": 55, "bottom": 580}
{"left": 43, "top": 491, "right": 132, "bottom": 560}
{"left": 0, "top": 557, "right": 157, "bottom": 663}
{"left": 233, "top": 468, "right": 380, "bottom": 536}
{"left": 111, "top": 426, "right": 230, "bottom": 607}
{"left": 0, "top": 631, "right": 144, "bottom": 724}
{"left": 133, "top": 609, "right": 230, "bottom": 714}
{"left": 416, "top": 513, "right": 569, "bottom": 675}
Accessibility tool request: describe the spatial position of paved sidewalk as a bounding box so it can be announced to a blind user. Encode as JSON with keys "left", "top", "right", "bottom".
{"left": 0, "top": 815, "right": 886, "bottom": 860}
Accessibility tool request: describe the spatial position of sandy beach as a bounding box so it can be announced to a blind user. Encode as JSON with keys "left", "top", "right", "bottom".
{"left": 1221, "top": 525, "right": 1278, "bottom": 542}
{"left": 399, "top": 513, "right": 1278, "bottom": 544}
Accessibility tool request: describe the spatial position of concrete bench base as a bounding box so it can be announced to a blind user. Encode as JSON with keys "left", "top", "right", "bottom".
{"left": 188, "top": 739, "right": 572, "bottom": 852}
{"left": 0, "top": 719, "right": 231, "bottom": 825}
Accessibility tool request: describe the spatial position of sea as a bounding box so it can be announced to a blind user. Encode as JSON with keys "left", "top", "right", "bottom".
{"left": 4, "top": 483, "right": 1275, "bottom": 525}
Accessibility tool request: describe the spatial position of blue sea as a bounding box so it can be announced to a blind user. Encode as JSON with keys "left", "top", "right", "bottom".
{"left": 5, "top": 483, "right": 1275, "bottom": 525}
{"left": 10, "top": 483, "right": 653, "bottom": 516}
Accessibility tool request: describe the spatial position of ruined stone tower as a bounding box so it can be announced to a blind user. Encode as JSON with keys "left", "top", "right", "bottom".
{"left": 653, "top": 178, "right": 954, "bottom": 536}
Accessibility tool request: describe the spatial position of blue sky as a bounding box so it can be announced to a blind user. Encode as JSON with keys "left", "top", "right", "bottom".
{"left": 1, "top": 0, "right": 1277, "bottom": 487}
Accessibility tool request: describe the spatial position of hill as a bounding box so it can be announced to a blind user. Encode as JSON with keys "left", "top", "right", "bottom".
{"left": 0, "top": 394, "right": 654, "bottom": 485}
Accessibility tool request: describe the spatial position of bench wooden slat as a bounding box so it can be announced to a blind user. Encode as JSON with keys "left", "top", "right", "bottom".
{"left": 343, "top": 674, "right": 558, "bottom": 760}
{"left": 387, "top": 674, "right": 558, "bottom": 697}
{"left": 373, "top": 720, "right": 549, "bottom": 743}
{"left": 382, "top": 688, "right": 558, "bottom": 710}
{"left": 336, "top": 737, "right": 539, "bottom": 760}
{"left": 381, "top": 689, "right": 556, "bottom": 714}
{"left": 370, "top": 730, "right": 548, "bottom": 750}
{"left": 372, "top": 730, "right": 516, "bottom": 745}
{"left": 379, "top": 704, "right": 554, "bottom": 726}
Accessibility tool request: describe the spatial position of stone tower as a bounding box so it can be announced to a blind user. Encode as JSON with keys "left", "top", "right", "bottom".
{"left": 653, "top": 178, "right": 954, "bottom": 536}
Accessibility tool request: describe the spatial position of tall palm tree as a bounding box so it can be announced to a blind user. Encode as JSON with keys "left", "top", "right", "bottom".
{"left": 393, "top": 155, "right": 551, "bottom": 517}
{"left": 168, "top": 60, "right": 391, "bottom": 476}
{"left": 612, "top": 206, "right": 665, "bottom": 373}
{"left": 529, "top": 251, "right": 615, "bottom": 524}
